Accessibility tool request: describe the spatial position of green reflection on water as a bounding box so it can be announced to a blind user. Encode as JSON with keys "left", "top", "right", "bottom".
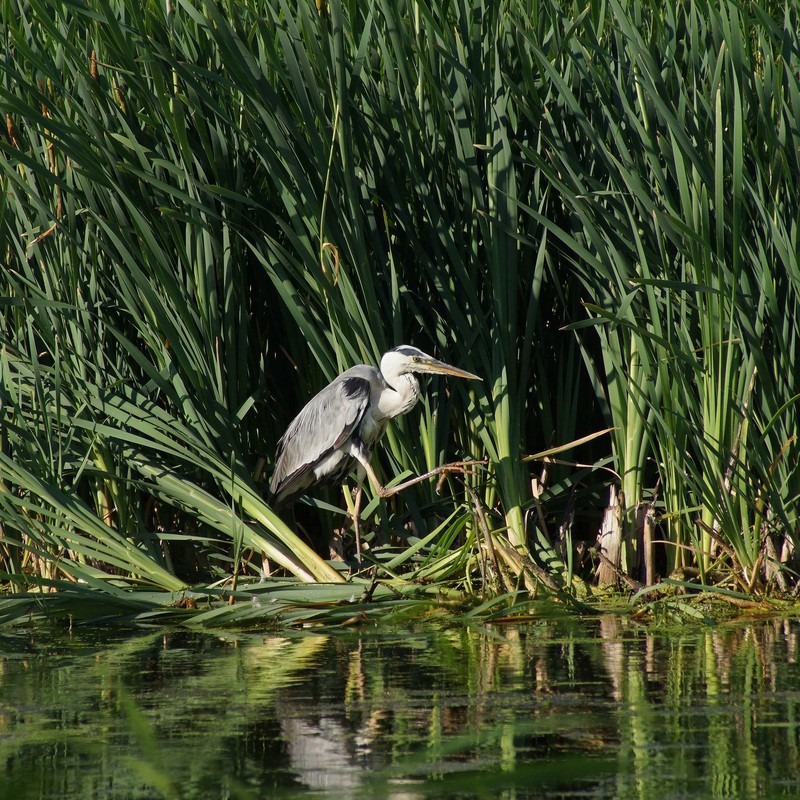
{"left": 1, "top": 616, "right": 800, "bottom": 799}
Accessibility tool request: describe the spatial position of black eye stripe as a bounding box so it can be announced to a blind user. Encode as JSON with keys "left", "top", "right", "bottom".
{"left": 390, "top": 345, "right": 421, "bottom": 358}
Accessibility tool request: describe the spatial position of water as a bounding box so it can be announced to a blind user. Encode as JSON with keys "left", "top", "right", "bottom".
{"left": 2, "top": 614, "right": 800, "bottom": 799}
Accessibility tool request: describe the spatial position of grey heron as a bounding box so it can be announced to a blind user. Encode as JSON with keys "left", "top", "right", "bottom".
{"left": 268, "top": 345, "right": 481, "bottom": 559}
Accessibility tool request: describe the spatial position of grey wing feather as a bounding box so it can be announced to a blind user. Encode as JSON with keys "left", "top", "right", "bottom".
{"left": 268, "top": 373, "right": 373, "bottom": 505}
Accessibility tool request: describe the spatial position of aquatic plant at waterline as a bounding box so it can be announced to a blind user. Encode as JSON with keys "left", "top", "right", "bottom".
{"left": 1, "top": 0, "right": 799, "bottom": 622}
{"left": 521, "top": 0, "right": 800, "bottom": 590}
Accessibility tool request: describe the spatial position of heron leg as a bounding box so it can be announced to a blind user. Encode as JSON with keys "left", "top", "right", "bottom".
{"left": 357, "top": 456, "right": 485, "bottom": 499}
{"left": 351, "top": 454, "right": 484, "bottom": 559}
{"left": 352, "top": 478, "right": 364, "bottom": 563}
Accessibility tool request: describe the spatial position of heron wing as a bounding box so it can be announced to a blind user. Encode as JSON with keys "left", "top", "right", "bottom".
{"left": 268, "top": 374, "right": 373, "bottom": 505}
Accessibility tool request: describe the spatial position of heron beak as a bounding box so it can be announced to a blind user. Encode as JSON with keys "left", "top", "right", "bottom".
{"left": 416, "top": 356, "right": 481, "bottom": 381}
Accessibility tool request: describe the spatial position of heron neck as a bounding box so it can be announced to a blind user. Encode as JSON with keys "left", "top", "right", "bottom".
{"left": 378, "top": 372, "right": 420, "bottom": 419}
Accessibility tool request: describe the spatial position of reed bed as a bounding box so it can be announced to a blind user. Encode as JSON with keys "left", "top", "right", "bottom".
{"left": 1, "top": 0, "right": 798, "bottom": 623}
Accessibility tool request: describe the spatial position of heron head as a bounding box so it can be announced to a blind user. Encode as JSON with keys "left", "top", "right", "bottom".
{"left": 381, "top": 345, "right": 480, "bottom": 381}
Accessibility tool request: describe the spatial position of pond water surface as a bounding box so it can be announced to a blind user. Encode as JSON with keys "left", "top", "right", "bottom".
{"left": 2, "top": 614, "right": 800, "bottom": 799}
